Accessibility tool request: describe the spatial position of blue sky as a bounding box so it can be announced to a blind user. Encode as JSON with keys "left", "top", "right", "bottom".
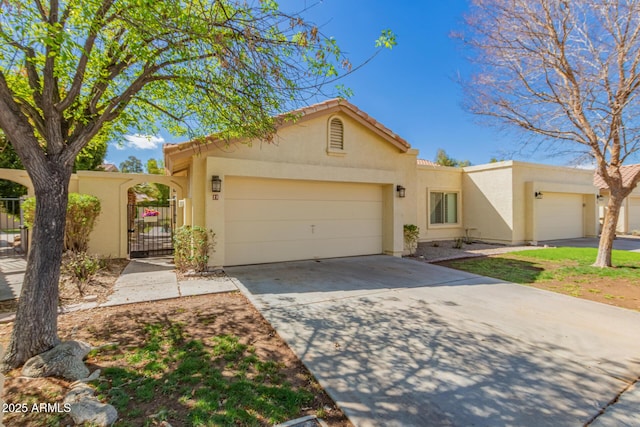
{"left": 106, "top": 0, "right": 564, "bottom": 170}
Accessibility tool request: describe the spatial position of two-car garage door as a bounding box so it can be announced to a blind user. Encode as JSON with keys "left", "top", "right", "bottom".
{"left": 224, "top": 177, "right": 383, "bottom": 266}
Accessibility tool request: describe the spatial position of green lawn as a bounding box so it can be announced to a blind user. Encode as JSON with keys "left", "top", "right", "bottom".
{"left": 439, "top": 247, "right": 640, "bottom": 310}
{"left": 91, "top": 323, "right": 313, "bottom": 427}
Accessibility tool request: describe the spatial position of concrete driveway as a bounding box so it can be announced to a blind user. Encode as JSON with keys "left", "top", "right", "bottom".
{"left": 543, "top": 236, "right": 640, "bottom": 252}
{"left": 227, "top": 255, "right": 640, "bottom": 427}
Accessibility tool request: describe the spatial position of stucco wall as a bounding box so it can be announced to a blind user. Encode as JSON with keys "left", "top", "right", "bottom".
{"left": 511, "top": 162, "right": 598, "bottom": 242}
{"left": 462, "top": 162, "right": 515, "bottom": 243}
{"left": 416, "top": 165, "right": 463, "bottom": 241}
{"left": 0, "top": 169, "right": 34, "bottom": 195}
{"left": 0, "top": 169, "right": 187, "bottom": 259}
{"left": 177, "top": 112, "right": 416, "bottom": 267}
{"left": 76, "top": 171, "right": 187, "bottom": 258}
{"left": 462, "top": 161, "right": 598, "bottom": 244}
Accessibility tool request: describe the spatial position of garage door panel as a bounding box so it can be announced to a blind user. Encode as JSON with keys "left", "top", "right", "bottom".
{"left": 226, "top": 199, "right": 382, "bottom": 221}
{"left": 226, "top": 236, "right": 382, "bottom": 265}
{"left": 537, "top": 193, "right": 584, "bottom": 240}
{"left": 226, "top": 219, "right": 382, "bottom": 244}
{"left": 224, "top": 177, "right": 383, "bottom": 265}
{"left": 227, "top": 178, "right": 382, "bottom": 201}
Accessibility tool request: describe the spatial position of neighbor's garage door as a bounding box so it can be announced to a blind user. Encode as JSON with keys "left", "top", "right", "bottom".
{"left": 537, "top": 192, "right": 584, "bottom": 240}
{"left": 629, "top": 197, "right": 640, "bottom": 231}
{"left": 224, "top": 177, "right": 383, "bottom": 266}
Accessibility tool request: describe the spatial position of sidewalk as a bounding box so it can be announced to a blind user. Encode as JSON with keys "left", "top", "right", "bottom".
{"left": 0, "top": 257, "right": 238, "bottom": 322}
{"left": 102, "top": 257, "right": 237, "bottom": 307}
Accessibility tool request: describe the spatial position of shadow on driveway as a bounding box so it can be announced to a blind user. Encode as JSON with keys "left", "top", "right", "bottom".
{"left": 229, "top": 255, "right": 640, "bottom": 427}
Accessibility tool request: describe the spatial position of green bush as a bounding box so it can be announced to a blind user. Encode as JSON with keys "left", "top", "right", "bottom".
{"left": 173, "top": 226, "right": 215, "bottom": 273}
{"left": 22, "top": 193, "right": 101, "bottom": 252}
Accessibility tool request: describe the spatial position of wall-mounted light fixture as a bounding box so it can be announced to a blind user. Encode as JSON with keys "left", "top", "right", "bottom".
{"left": 211, "top": 175, "right": 222, "bottom": 192}
{"left": 534, "top": 191, "right": 543, "bottom": 199}
{"left": 597, "top": 194, "right": 604, "bottom": 201}
{"left": 396, "top": 185, "right": 406, "bottom": 198}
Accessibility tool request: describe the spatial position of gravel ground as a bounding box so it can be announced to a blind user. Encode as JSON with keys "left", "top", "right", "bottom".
{"left": 413, "top": 240, "right": 544, "bottom": 263}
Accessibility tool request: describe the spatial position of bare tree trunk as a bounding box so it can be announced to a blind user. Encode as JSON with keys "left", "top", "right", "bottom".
{"left": 593, "top": 192, "right": 624, "bottom": 268}
{"left": 2, "top": 164, "right": 71, "bottom": 370}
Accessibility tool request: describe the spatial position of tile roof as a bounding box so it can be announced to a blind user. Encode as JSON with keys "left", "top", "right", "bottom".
{"left": 594, "top": 164, "right": 640, "bottom": 189}
{"left": 417, "top": 159, "right": 441, "bottom": 167}
{"left": 164, "top": 98, "right": 412, "bottom": 162}
{"left": 280, "top": 98, "right": 411, "bottom": 151}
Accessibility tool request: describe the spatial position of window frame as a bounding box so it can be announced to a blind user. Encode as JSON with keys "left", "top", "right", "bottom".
{"left": 428, "top": 189, "right": 461, "bottom": 227}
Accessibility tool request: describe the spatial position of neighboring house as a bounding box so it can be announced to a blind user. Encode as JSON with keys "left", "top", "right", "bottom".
{"left": 163, "top": 99, "right": 607, "bottom": 268}
{"left": 594, "top": 164, "right": 640, "bottom": 234}
{"left": 98, "top": 163, "right": 119, "bottom": 172}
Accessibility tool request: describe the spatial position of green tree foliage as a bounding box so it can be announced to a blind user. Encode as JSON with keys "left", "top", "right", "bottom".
{"left": 0, "top": 0, "right": 394, "bottom": 369}
{"left": 74, "top": 136, "right": 108, "bottom": 171}
{"left": 434, "top": 149, "right": 471, "bottom": 167}
{"left": 22, "top": 193, "right": 102, "bottom": 253}
{"left": 146, "top": 158, "right": 170, "bottom": 203}
{"left": 119, "top": 156, "right": 144, "bottom": 173}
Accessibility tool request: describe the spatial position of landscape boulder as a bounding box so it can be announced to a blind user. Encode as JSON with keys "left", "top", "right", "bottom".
{"left": 21, "top": 340, "right": 91, "bottom": 380}
{"left": 64, "top": 383, "right": 117, "bottom": 426}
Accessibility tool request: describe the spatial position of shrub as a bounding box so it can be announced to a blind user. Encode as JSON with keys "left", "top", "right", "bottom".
{"left": 61, "top": 251, "right": 105, "bottom": 295}
{"left": 173, "top": 225, "right": 215, "bottom": 273}
{"left": 403, "top": 224, "right": 420, "bottom": 255}
{"left": 22, "top": 193, "right": 101, "bottom": 252}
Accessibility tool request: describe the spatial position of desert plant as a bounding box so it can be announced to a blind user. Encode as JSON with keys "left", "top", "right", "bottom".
{"left": 61, "top": 251, "right": 105, "bottom": 295}
{"left": 173, "top": 225, "right": 216, "bottom": 273}
{"left": 453, "top": 237, "right": 464, "bottom": 249}
{"left": 22, "top": 193, "right": 101, "bottom": 252}
{"left": 403, "top": 224, "right": 420, "bottom": 255}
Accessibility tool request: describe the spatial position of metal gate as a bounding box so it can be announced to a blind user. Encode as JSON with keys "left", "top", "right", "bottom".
{"left": 127, "top": 200, "right": 176, "bottom": 258}
{"left": 0, "top": 197, "right": 28, "bottom": 257}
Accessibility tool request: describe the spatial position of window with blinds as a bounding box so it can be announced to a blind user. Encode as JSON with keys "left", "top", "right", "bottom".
{"left": 430, "top": 191, "right": 458, "bottom": 224}
{"left": 328, "top": 117, "right": 344, "bottom": 151}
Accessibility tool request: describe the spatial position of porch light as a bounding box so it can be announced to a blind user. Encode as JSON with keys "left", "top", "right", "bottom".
{"left": 597, "top": 194, "right": 604, "bottom": 201}
{"left": 535, "top": 191, "right": 543, "bottom": 199}
{"left": 396, "top": 185, "right": 406, "bottom": 198}
{"left": 211, "top": 175, "right": 222, "bottom": 192}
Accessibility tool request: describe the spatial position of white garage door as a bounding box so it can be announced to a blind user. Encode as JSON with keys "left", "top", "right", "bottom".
{"left": 629, "top": 197, "right": 640, "bottom": 231}
{"left": 537, "top": 192, "right": 584, "bottom": 240}
{"left": 224, "top": 177, "right": 383, "bottom": 266}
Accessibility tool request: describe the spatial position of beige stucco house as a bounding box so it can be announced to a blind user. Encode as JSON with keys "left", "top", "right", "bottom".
{"left": 595, "top": 164, "right": 640, "bottom": 234}
{"left": 2, "top": 99, "right": 621, "bottom": 265}
{"left": 163, "top": 99, "right": 607, "bottom": 268}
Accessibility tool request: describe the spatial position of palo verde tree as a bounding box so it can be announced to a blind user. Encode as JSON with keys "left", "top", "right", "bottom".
{"left": 461, "top": 0, "right": 640, "bottom": 267}
{"left": 0, "top": 0, "right": 395, "bottom": 369}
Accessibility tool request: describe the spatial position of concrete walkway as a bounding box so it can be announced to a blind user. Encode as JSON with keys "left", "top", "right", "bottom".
{"left": 0, "top": 255, "right": 25, "bottom": 301}
{"left": 101, "top": 258, "right": 237, "bottom": 307}
{"left": 228, "top": 255, "right": 640, "bottom": 427}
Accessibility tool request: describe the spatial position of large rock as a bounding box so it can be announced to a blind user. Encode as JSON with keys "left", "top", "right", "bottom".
{"left": 21, "top": 340, "right": 91, "bottom": 380}
{"left": 64, "top": 382, "right": 118, "bottom": 426}
{"left": 67, "top": 398, "right": 118, "bottom": 426}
